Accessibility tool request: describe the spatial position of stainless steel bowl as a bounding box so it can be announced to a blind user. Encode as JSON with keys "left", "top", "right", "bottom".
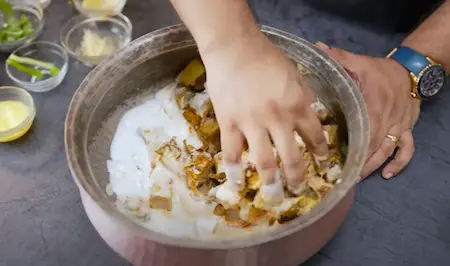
{"left": 65, "top": 24, "right": 369, "bottom": 266}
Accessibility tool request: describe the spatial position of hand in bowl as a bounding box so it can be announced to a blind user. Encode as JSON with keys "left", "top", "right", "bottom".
{"left": 317, "top": 42, "right": 421, "bottom": 180}
{"left": 202, "top": 32, "right": 329, "bottom": 194}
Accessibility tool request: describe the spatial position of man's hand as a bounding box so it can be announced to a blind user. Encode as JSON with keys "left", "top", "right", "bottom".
{"left": 204, "top": 32, "right": 327, "bottom": 190}
{"left": 171, "top": 0, "right": 329, "bottom": 191}
{"left": 317, "top": 42, "right": 421, "bottom": 180}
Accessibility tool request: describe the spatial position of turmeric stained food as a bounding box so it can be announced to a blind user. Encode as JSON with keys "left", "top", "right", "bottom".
{"left": 137, "top": 58, "right": 347, "bottom": 230}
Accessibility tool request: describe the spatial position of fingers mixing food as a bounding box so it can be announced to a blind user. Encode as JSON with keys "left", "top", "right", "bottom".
{"left": 106, "top": 58, "right": 348, "bottom": 238}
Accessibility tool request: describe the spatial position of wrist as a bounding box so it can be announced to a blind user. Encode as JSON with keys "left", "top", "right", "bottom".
{"left": 188, "top": 0, "right": 262, "bottom": 62}
{"left": 400, "top": 40, "right": 448, "bottom": 73}
{"left": 196, "top": 21, "right": 262, "bottom": 62}
{"left": 386, "top": 57, "right": 415, "bottom": 95}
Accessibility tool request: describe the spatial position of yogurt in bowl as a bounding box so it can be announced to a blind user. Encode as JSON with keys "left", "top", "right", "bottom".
{"left": 104, "top": 58, "right": 347, "bottom": 240}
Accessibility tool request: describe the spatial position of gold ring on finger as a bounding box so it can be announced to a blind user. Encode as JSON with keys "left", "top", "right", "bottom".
{"left": 385, "top": 134, "right": 399, "bottom": 147}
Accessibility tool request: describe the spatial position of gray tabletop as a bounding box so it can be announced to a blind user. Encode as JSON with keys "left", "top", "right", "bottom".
{"left": 1, "top": 0, "right": 450, "bottom": 266}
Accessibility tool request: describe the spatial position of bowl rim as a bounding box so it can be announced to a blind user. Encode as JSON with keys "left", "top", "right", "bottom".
{"left": 65, "top": 24, "right": 369, "bottom": 249}
{"left": 0, "top": 4, "right": 44, "bottom": 48}
{"left": 72, "top": 0, "right": 127, "bottom": 17}
{"left": 59, "top": 12, "right": 132, "bottom": 65}
{"left": 5, "top": 41, "right": 69, "bottom": 89}
{"left": 0, "top": 86, "right": 36, "bottom": 138}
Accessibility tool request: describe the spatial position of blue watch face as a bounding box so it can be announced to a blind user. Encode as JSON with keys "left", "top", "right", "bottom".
{"left": 418, "top": 65, "right": 446, "bottom": 98}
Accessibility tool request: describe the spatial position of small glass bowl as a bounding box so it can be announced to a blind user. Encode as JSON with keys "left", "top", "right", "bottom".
{"left": 5, "top": 41, "right": 69, "bottom": 92}
{"left": 60, "top": 13, "right": 132, "bottom": 66}
{"left": 61, "top": 14, "right": 132, "bottom": 66}
{"left": 73, "top": 0, "right": 127, "bottom": 18}
{"left": 39, "top": 0, "right": 51, "bottom": 9}
{"left": 0, "top": 0, "right": 44, "bottom": 52}
{"left": 0, "top": 86, "right": 36, "bottom": 143}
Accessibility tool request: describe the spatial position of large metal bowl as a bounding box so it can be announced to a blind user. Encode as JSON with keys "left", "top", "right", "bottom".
{"left": 65, "top": 24, "right": 369, "bottom": 266}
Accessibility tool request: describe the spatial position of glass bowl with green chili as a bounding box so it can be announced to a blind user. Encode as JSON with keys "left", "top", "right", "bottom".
{"left": 5, "top": 41, "right": 69, "bottom": 92}
{"left": 0, "top": 0, "right": 44, "bottom": 52}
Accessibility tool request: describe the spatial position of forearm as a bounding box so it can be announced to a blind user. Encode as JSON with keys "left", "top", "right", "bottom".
{"left": 170, "top": 0, "right": 261, "bottom": 57}
{"left": 402, "top": 0, "right": 450, "bottom": 71}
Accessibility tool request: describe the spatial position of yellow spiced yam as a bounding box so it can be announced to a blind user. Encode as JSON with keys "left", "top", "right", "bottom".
{"left": 190, "top": 93, "right": 214, "bottom": 118}
{"left": 175, "top": 87, "right": 194, "bottom": 109}
{"left": 226, "top": 219, "right": 252, "bottom": 228}
{"left": 154, "top": 138, "right": 185, "bottom": 173}
{"left": 179, "top": 59, "right": 206, "bottom": 88}
{"left": 184, "top": 151, "right": 214, "bottom": 192}
{"left": 197, "top": 179, "right": 218, "bottom": 195}
{"left": 277, "top": 205, "right": 300, "bottom": 224}
{"left": 183, "top": 108, "right": 202, "bottom": 127}
{"left": 149, "top": 195, "right": 172, "bottom": 211}
{"left": 328, "top": 148, "right": 341, "bottom": 164}
{"left": 247, "top": 205, "right": 268, "bottom": 224}
{"left": 155, "top": 138, "right": 182, "bottom": 159}
{"left": 238, "top": 203, "right": 269, "bottom": 225}
{"left": 193, "top": 73, "right": 207, "bottom": 91}
{"left": 224, "top": 207, "right": 251, "bottom": 228}
{"left": 297, "top": 195, "right": 319, "bottom": 213}
{"left": 246, "top": 168, "right": 261, "bottom": 190}
{"left": 210, "top": 172, "right": 226, "bottom": 183}
{"left": 198, "top": 117, "right": 221, "bottom": 153}
{"left": 146, "top": 160, "right": 175, "bottom": 212}
{"left": 213, "top": 204, "right": 226, "bottom": 216}
{"left": 302, "top": 152, "right": 318, "bottom": 178}
{"left": 322, "top": 124, "right": 339, "bottom": 147}
{"left": 198, "top": 117, "right": 220, "bottom": 139}
{"left": 307, "top": 177, "right": 333, "bottom": 198}
{"left": 303, "top": 148, "right": 330, "bottom": 177}
{"left": 183, "top": 139, "right": 196, "bottom": 153}
{"left": 275, "top": 195, "right": 318, "bottom": 223}
{"left": 213, "top": 152, "right": 223, "bottom": 172}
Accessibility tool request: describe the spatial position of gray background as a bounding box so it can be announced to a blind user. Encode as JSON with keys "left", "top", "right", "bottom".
{"left": 1, "top": 0, "right": 450, "bottom": 265}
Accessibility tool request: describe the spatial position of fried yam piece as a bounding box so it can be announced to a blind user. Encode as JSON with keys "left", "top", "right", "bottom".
{"left": 322, "top": 124, "right": 339, "bottom": 148}
{"left": 183, "top": 108, "right": 202, "bottom": 127}
{"left": 149, "top": 195, "right": 172, "bottom": 211}
{"left": 184, "top": 150, "right": 214, "bottom": 193}
{"left": 223, "top": 207, "right": 252, "bottom": 228}
{"left": 178, "top": 58, "right": 206, "bottom": 91}
{"left": 307, "top": 177, "right": 333, "bottom": 198}
{"left": 175, "top": 87, "right": 194, "bottom": 109}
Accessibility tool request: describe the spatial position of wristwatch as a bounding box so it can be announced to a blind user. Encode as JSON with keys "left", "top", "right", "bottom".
{"left": 387, "top": 46, "right": 446, "bottom": 99}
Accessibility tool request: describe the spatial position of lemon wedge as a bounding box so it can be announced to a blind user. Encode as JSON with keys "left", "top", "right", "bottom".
{"left": 0, "top": 100, "right": 33, "bottom": 142}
